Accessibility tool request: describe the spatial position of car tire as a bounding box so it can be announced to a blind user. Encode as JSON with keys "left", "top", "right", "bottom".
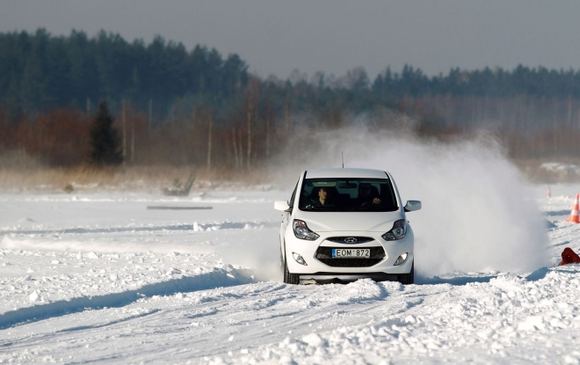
{"left": 283, "top": 258, "right": 300, "bottom": 285}
{"left": 398, "top": 262, "right": 414, "bottom": 285}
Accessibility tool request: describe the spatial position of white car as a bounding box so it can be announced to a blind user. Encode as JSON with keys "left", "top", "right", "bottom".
{"left": 275, "top": 168, "right": 421, "bottom": 284}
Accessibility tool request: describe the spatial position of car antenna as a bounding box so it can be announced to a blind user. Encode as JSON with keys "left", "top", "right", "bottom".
{"left": 341, "top": 152, "right": 345, "bottom": 168}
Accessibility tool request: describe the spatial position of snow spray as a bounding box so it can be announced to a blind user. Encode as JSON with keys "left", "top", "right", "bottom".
{"left": 271, "top": 127, "right": 549, "bottom": 276}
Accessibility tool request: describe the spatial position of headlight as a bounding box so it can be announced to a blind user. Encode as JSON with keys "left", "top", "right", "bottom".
{"left": 293, "top": 219, "right": 319, "bottom": 241}
{"left": 382, "top": 219, "right": 407, "bottom": 241}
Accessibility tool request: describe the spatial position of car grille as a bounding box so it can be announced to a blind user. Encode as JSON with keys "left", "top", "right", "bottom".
{"left": 326, "top": 236, "right": 374, "bottom": 244}
{"left": 315, "top": 246, "right": 385, "bottom": 267}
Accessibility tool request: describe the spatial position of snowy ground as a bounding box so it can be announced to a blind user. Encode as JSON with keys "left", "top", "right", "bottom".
{"left": 0, "top": 185, "right": 578, "bottom": 364}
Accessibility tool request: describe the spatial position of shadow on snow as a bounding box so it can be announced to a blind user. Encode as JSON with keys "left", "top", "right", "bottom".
{"left": 0, "top": 269, "right": 255, "bottom": 331}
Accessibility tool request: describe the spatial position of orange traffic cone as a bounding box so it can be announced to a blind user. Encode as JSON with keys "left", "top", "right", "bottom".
{"left": 568, "top": 193, "right": 580, "bottom": 223}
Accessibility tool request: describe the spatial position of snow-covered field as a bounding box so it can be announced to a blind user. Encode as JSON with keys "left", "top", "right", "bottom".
{"left": 0, "top": 185, "right": 578, "bottom": 364}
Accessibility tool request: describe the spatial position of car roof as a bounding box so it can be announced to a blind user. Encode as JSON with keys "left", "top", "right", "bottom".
{"left": 305, "top": 168, "right": 389, "bottom": 179}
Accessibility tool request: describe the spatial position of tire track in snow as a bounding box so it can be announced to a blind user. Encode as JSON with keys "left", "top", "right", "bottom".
{"left": 0, "top": 279, "right": 405, "bottom": 362}
{"left": 163, "top": 279, "right": 400, "bottom": 359}
{"left": 0, "top": 269, "right": 254, "bottom": 330}
{"left": 0, "top": 309, "right": 161, "bottom": 349}
{"left": 0, "top": 282, "right": 287, "bottom": 352}
{"left": 0, "top": 221, "right": 279, "bottom": 236}
{"left": 5, "top": 273, "right": 560, "bottom": 364}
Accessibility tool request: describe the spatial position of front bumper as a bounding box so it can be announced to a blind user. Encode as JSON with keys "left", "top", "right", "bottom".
{"left": 299, "top": 272, "right": 407, "bottom": 284}
{"left": 284, "top": 229, "right": 414, "bottom": 277}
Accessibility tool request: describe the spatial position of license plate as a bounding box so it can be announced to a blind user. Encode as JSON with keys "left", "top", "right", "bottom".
{"left": 331, "top": 248, "right": 371, "bottom": 258}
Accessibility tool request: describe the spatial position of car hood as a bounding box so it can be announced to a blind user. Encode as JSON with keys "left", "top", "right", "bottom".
{"left": 294, "top": 210, "right": 403, "bottom": 232}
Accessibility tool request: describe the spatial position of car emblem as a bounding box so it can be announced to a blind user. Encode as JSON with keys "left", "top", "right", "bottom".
{"left": 344, "top": 237, "right": 358, "bottom": 244}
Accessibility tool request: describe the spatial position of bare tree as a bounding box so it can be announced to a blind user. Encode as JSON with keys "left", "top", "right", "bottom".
{"left": 207, "top": 112, "right": 213, "bottom": 170}
{"left": 245, "top": 79, "right": 260, "bottom": 169}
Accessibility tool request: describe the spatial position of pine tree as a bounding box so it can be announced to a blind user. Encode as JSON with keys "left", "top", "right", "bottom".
{"left": 90, "top": 101, "right": 122, "bottom": 165}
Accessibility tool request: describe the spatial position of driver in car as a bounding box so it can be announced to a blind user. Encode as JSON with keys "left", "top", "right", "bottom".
{"left": 306, "top": 187, "right": 335, "bottom": 209}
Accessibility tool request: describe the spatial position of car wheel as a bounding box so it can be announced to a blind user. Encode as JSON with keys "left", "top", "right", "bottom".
{"left": 283, "top": 258, "right": 300, "bottom": 285}
{"left": 398, "top": 262, "right": 414, "bottom": 285}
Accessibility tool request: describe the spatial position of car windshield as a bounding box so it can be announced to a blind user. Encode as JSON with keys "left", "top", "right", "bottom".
{"left": 298, "top": 178, "right": 398, "bottom": 212}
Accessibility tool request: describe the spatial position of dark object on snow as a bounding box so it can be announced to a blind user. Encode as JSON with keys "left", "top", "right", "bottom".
{"left": 545, "top": 219, "right": 557, "bottom": 229}
{"left": 559, "top": 247, "right": 580, "bottom": 265}
{"left": 162, "top": 173, "right": 195, "bottom": 196}
{"left": 147, "top": 205, "right": 212, "bottom": 210}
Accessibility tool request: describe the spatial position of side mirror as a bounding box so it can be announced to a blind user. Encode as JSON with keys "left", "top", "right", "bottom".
{"left": 274, "top": 200, "right": 291, "bottom": 212}
{"left": 404, "top": 200, "right": 421, "bottom": 212}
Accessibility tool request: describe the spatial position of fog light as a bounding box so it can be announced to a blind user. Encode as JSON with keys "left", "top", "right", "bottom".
{"left": 394, "top": 252, "right": 408, "bottom": 266}
{"left": 292, "top": 252, "right": 307, "bottom": 266}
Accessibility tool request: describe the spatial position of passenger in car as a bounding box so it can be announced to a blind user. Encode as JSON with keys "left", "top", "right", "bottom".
{"left": 358, "top": 183, "right": 382, "bottom": 209}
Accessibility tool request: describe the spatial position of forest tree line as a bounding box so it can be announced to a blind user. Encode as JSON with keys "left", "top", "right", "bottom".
{"left": 2, "top": 29, "right": 580, "bottom": 168}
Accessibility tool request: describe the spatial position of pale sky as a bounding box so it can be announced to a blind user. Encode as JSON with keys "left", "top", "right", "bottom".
{"left": 2, "top": 0, "right": 580, "bottom": 78}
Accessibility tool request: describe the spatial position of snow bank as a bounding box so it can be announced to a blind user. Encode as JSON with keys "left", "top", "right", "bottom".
{"left": 211, "top": 266, "right": 580, "bottom": 365}
{"left": 0, "top": 244, "right": 253, "bottom": 316}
